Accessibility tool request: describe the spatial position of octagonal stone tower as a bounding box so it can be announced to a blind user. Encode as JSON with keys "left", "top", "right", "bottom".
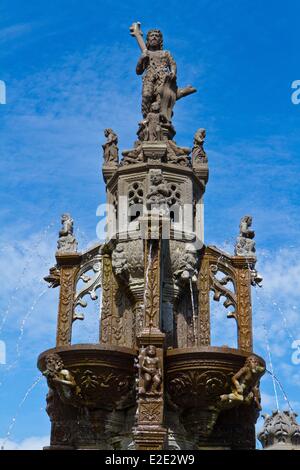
{"left": 39, "top": 23, "right": 265, "bottom": 450}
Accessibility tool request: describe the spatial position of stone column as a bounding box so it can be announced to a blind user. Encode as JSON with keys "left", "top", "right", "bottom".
{"left": 55, "top": 252, "right": 81, "bottom": 346}
{"left": 233, "top": 257, "right": 253, "bottom": 352}
{"left": 133, "top": 230, "right": 167, "bottom": 450}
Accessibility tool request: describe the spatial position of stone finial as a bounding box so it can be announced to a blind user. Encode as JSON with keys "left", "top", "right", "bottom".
{"left": 57, "top": 213, "right": 78, "bottom": 253}
{"left": 258, "top": 410, "right": 300, "bottom": 450}
{"left": 102, "top": 128, "right": 119, "bottom": 165}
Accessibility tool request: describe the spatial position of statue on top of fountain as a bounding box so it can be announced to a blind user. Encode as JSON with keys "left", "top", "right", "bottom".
{"left": 130, "top": 23, "right": 196, "bottom": 127}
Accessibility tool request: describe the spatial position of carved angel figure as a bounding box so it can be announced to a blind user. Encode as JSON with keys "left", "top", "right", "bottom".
{"left": 220, "top": 355, "right": 265, "bottom": 410}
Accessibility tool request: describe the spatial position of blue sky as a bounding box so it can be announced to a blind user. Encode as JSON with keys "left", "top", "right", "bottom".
{"left": 0, "top": 0, "right": 300, "bottom": 449}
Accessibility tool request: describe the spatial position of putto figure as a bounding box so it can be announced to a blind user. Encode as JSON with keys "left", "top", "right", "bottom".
{"left": 43, "top": 353, "right": 79, "bottom": 401}
{"left": 102, "top": 128, "right": 119, "bottom": 165}
{"left": 146, "top": 172, "right": 169, "bottom": 207}
{"left": 130, "top": 22, "right": 196, "bottom": 123}
{"left": 235, "top": 215, "right": 256, "bottom": 257}
{"left": 57, "top": 213, "right": 78, "bottom": 253}
{"left": 139, "top": 345, "right": 162, "bottom": 395}
{"left": 220, "top": 355, "right": 265, "bottom": 410}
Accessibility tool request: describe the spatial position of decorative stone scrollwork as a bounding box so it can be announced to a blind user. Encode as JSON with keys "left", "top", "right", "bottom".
{"left": 166, "top": 182, "right": 182, "bottom": 206}
{"left": 210, "top": 264, "right": 237, "bottom": 319}
{"left": 74, "top": 250, "right": 102, "bottom": 321}
{"left": 128, "top": 181, "right": 144, "bottom": 207}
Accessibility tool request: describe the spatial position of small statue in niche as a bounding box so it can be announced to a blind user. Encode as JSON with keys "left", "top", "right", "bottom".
{"left": 192, "top": 128, "right": 207, "bottom": 165}
{"left": 43, "top": 353, "right": 80, "bottom": 401}
{"left": 139, "top": 345, "right": 162, "bottom": 395}
{"left": 112, "top": 244, "right": 128, "bottom": 279}
{"left": 102, "top": 128, "right": 119, "bottom": 165}
{"left": 137, "top": 101, "right": 166, "bottom": 141}
{"left": 57, "top": 213, "right": 78, "bottom": 253}
{"left": 146, "top": 172, "right": 169, "bottom": 207}
{"left": 220, "top": 355, "right": 265, "bottom": 410}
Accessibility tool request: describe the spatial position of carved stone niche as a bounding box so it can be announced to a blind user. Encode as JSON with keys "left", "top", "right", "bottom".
{"left": 166, "top": 347, "right": 265, "bottom": 449}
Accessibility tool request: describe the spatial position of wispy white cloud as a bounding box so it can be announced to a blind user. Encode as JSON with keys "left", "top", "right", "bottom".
{"left": 0, "top": 23, "right": 33, "bottom": 43}
{"left": 0, "top": 435, "right": 49, "bottom": 450}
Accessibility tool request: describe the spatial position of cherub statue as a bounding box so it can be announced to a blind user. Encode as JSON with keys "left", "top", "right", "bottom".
{"left": 192, "top": 128, "right": 207, "bottom": 165}
{"left": 235, "top": 215, "right": 256, "bottom": 256}
{"left": 102, "top": 128, "right": 119, "bottom": 165}
{"left": 220, "top": 355, "right": 265, "bottom": 410}
{"left": 146, "top": 172, "right": 169, "bottom": 206}
{"left": 43, "top": 353, "right": 80, "bottom": 401}
{"left": 57, "top": 213, "right": 78, "bottom": 253}
{"left": 139, "top": 345, "right": 162, "bottom": 395}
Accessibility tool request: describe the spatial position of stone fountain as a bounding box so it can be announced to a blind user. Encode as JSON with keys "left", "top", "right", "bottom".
{"left": 38, "top": 23, "right": 265, "bottom": 450}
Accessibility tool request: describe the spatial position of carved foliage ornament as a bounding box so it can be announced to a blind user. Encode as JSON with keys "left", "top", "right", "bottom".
{"left": 74, "top": 251, "right": 102, "bottom": 321}
{"left": 210, "top": 264, "right": 237, "bottom": 319}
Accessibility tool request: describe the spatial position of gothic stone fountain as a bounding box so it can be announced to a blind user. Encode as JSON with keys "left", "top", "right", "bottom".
{"left": 38, "top": 23, "right": 265, "bottom": 450}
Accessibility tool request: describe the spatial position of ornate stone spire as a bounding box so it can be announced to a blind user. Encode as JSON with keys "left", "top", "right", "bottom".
{"left": 258, "top": 410, "right": 300, "bottom": 450}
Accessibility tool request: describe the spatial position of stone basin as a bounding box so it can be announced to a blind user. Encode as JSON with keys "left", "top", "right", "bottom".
{"left": 166, "top": 346, "right": 265, "bottom": 441}
{"left": 37, "top": 344, "right": 137, "bottom": 410}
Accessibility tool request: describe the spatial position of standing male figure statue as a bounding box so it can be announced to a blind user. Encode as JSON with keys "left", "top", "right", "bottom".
{"left": 130, "top": 23, "right": 196, "bottom": 123}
